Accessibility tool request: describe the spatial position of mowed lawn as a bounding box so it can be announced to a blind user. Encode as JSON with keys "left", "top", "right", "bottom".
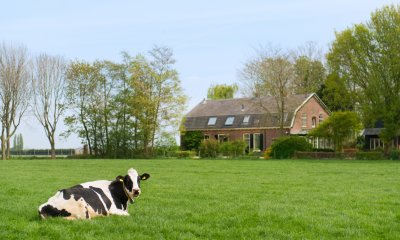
{"left": 0, "top": 159, "right": 399, "bottom": 239}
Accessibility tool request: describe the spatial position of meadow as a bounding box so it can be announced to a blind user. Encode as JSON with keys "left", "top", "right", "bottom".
{"left": 0, "top": 159, "right": 399, "bottom": 239}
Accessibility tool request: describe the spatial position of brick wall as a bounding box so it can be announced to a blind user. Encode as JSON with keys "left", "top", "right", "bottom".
{"left": 291, "top": 96, "right": 330, "bottom": 134}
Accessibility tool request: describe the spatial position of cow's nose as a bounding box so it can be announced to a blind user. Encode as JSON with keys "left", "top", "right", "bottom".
{"left": 133, "top": 190, "right": 140, "bottom": 196}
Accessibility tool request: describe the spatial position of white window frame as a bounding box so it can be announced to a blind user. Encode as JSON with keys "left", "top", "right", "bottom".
{"left": 243, "top": 115, "right": 250, "bottom": 125}
{"left": 225, "top": 116, "right": 235, "bottom": 126}
{"left": 311, "top": 117, "right": 317, "bottom": 128}
{"left": 208, "top": 117, "right": 217, "bottom": 126}
{"left": 243, "top": 133, "right": 250, "bottom": 148}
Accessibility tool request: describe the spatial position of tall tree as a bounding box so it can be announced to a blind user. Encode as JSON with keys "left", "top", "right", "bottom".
{"left": 0, "top": 43, "right": 30, "bottom": 159}
{"left": 293, "top": 42, "right": 326, "bottom": 94}
{"left": 293, "top": 56, "right": 325, "bottom": 94}
{"left": 240, "top": 45, "right": 295, "bottom": 134}
{"left": 18, "top": 134, "right": 23, "bottom": 151}
{"left": 207, "top": 83, "right": 238, "bottom": 100}
{"left": 317, "top": 73, "right": 354, "bottom": 111}
{"left": 129, "top": 46, "right": 186, "bottom": 156}
{"left": 65, "top": 61, "right": 100, "bottom": 156}
{"left": 32, "top": 54, "right": 67, "bottom": 159}
{"left": 327, "top": 4, "right": 400, "bottom": 153}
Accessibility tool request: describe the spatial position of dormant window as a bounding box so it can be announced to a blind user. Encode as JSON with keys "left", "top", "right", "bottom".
{"left": 208, "top": 117, "right": 217, "bottom": 126}
{"left": 225, "top": 116, "right": 235, "bottom": 126}
{"left": 242, "top": 115, "right": 250, "bottom": 125}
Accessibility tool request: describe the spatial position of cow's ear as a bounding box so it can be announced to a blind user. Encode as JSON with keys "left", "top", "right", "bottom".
{"left": 115, "top": 175, "right": 124, "bottom": 182}
{"left": 140, "top": 173, "right": 150, "bottom": 181}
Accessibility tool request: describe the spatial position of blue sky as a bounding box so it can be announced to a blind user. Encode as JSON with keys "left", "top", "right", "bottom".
{"left": 1, "top": 0, "right": 396, "bottom": 149}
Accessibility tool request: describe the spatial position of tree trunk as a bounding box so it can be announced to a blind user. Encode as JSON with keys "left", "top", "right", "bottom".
{"left": 7, "top": 137, "right": 10, "bottom": 159}
{"left": 1, "top": 133, "right": 6, "bottom": 160}
{"left": 50, "top": 140, "right": 56, "bottom": 159}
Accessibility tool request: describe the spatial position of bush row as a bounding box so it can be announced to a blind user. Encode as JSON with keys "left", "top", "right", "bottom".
{"left": 294, "top": 150, "right": 400, "bottom": 160}
{"left": 199, "top": 140, "right": 247, "bottom": 158}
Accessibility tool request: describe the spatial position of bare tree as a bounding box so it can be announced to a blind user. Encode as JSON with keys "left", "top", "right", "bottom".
{"left": 0, "top": 43, "right": 31, "bottom": 159}
{"left": 239, "top": 45, "right": 295, "bottom": 134}
{"left": 32, "top": 54, "right": 67, "bottom": 159}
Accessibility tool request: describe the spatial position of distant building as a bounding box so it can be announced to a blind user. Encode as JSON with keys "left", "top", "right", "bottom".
{"left": 181, "top": 93, "right": 330, "bottom": 152}
{"left": 362, "top": 128, "right": 400, "bottom": 150}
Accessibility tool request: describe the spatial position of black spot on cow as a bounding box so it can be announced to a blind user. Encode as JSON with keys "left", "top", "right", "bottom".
{"left": 61, "top": 188, "right": 108, "bottom": 216}
{"left": 89, "top": 186, "right": 112, "bottom": 210}
{"left": 108, "top": 180, "right": 128, "bottom": 210}
{"left": 124, "top": 175, "right": 133, "bottom": 192}
{"left": 40, "top": 204, "right": 71, "bottom": 218}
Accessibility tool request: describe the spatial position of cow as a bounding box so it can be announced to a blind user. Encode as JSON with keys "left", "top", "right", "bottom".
{"left": 38, "top": 168, "right": 150, "bottom": 220}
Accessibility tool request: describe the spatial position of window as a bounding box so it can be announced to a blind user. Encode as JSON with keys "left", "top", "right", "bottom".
{"left": 312, "top": 117, "right": 317, "bottom": 128}
{"left": 225, "top": 116, "right": 235, "bottom": 126}
{"left": 204, "top": 135, "right": 210, "bottom": 140}
{"left": 301, "top": 113, "right": 307, "bottom": 128}
{"left": 253, "top": 133, "right": 261, "bottom": 151}
{"left": 208, "top": 117, "right": 217, "bottom": 126}
{"left": 243, "top": 134, "right": 250, "bottom": 147}
{"left": 218, "top": 134, "right": 229, "bottom": 143}
{"left": 243, "top": 133, "right": 263, "bottom": 152}
{"left": 243, "top": 115, "right": 250, "bottom": 125}
{"left": 319, "top": 114, "right": 324, "bottom": 123}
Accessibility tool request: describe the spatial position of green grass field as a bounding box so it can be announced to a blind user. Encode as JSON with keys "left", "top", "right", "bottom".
{"left": 0, "top": 159, "right": 399, "bottom": 239}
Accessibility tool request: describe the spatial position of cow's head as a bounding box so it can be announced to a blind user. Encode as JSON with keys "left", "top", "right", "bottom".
{"left": 117, "top": 168, "right": 150, "bottom": 199}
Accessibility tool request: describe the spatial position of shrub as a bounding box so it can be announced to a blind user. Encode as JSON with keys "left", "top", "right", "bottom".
{"left": 355, "top": 152, "right": 385, "bottom": 160}
{"left": 171, "top": 150, "right": 196, "bottom": 158}
{"left": 270, "top": 136, "right": 313, "bottom": 159}
{"left": 312, "top": 148, "right": 334, "bottom": 152}
{"left": 229, "top": 140, "right": 247, "bottom": 157}
{"left": 219, "top": 142, "right": 233, "bottom": 156}
{"left": 199, "top": 140, "right": 220, "bottom": 158}
{"left": 181, "top": 131, "right": 203, "bottom": 151}
{"left": 263, "top": 148, "right": 272, "bottom": 159}
{"left": 389, "top": 150, "right": 400, "bottom": 160}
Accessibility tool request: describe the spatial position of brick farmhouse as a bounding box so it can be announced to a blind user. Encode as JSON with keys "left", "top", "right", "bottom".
{"left": 181, "top": 93, "right": 331, "bottom": 152}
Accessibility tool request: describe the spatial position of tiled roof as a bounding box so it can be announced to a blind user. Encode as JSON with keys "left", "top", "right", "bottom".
{"left": 184, "top": 94, "right": 313, "bottom": 130}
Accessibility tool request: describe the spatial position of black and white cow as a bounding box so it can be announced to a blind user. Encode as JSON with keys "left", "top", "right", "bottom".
{"left": 38, "top": 168, "right": 150, "bottom": 220}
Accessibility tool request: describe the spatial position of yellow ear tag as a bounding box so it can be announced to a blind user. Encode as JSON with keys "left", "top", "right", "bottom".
{"left": 119, "top": 179, "right": 124, "bottom": 182}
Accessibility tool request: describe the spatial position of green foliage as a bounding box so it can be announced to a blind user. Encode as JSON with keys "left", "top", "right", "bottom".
{"left": 169, "top": 150, "right": 196, "bottom": 158}
{"left": 327, "top": 4, "right": 400, "bottom": 151}
{"left": 65, "top": 47, "right": 186, "bottom": 158}
{"left": 317, "top": 73, "right": 354, "bottom": 111}
{"left": 312, "top": 148, "right": 334, "bottom": 152}
{"left": 1, "top": 159, "right": 400, "bottom": 239}
{"left": 355, "top": 152, "right": 385, "bottom": 160}
{"left": 389, "top": 150, "right": 400, "bottom": 160}
{"left": 270, "top": 136, "right": 313, "bottom": 159}
{"left": 199, "top": 139, "right": 219, "bottom": 158}
{"left": 12, "top": 134, "right": 24, "bottom": 151}
{"left": 207, "top": 83, "right": 238, "bottom": 100}
{"left": 181, "top": 131, "right": 203, "bottom": 151}
{"left": 154, "top": 132, "right": 179, "bottom": 157}
{"left": 293, "top": 56, "right": 326, "bottom": 94}
{"left": 309, "top": 111, "right": 362, "bottom": 152}
{"left": 219, "top": 140, "right": 247, "bottom": 157}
